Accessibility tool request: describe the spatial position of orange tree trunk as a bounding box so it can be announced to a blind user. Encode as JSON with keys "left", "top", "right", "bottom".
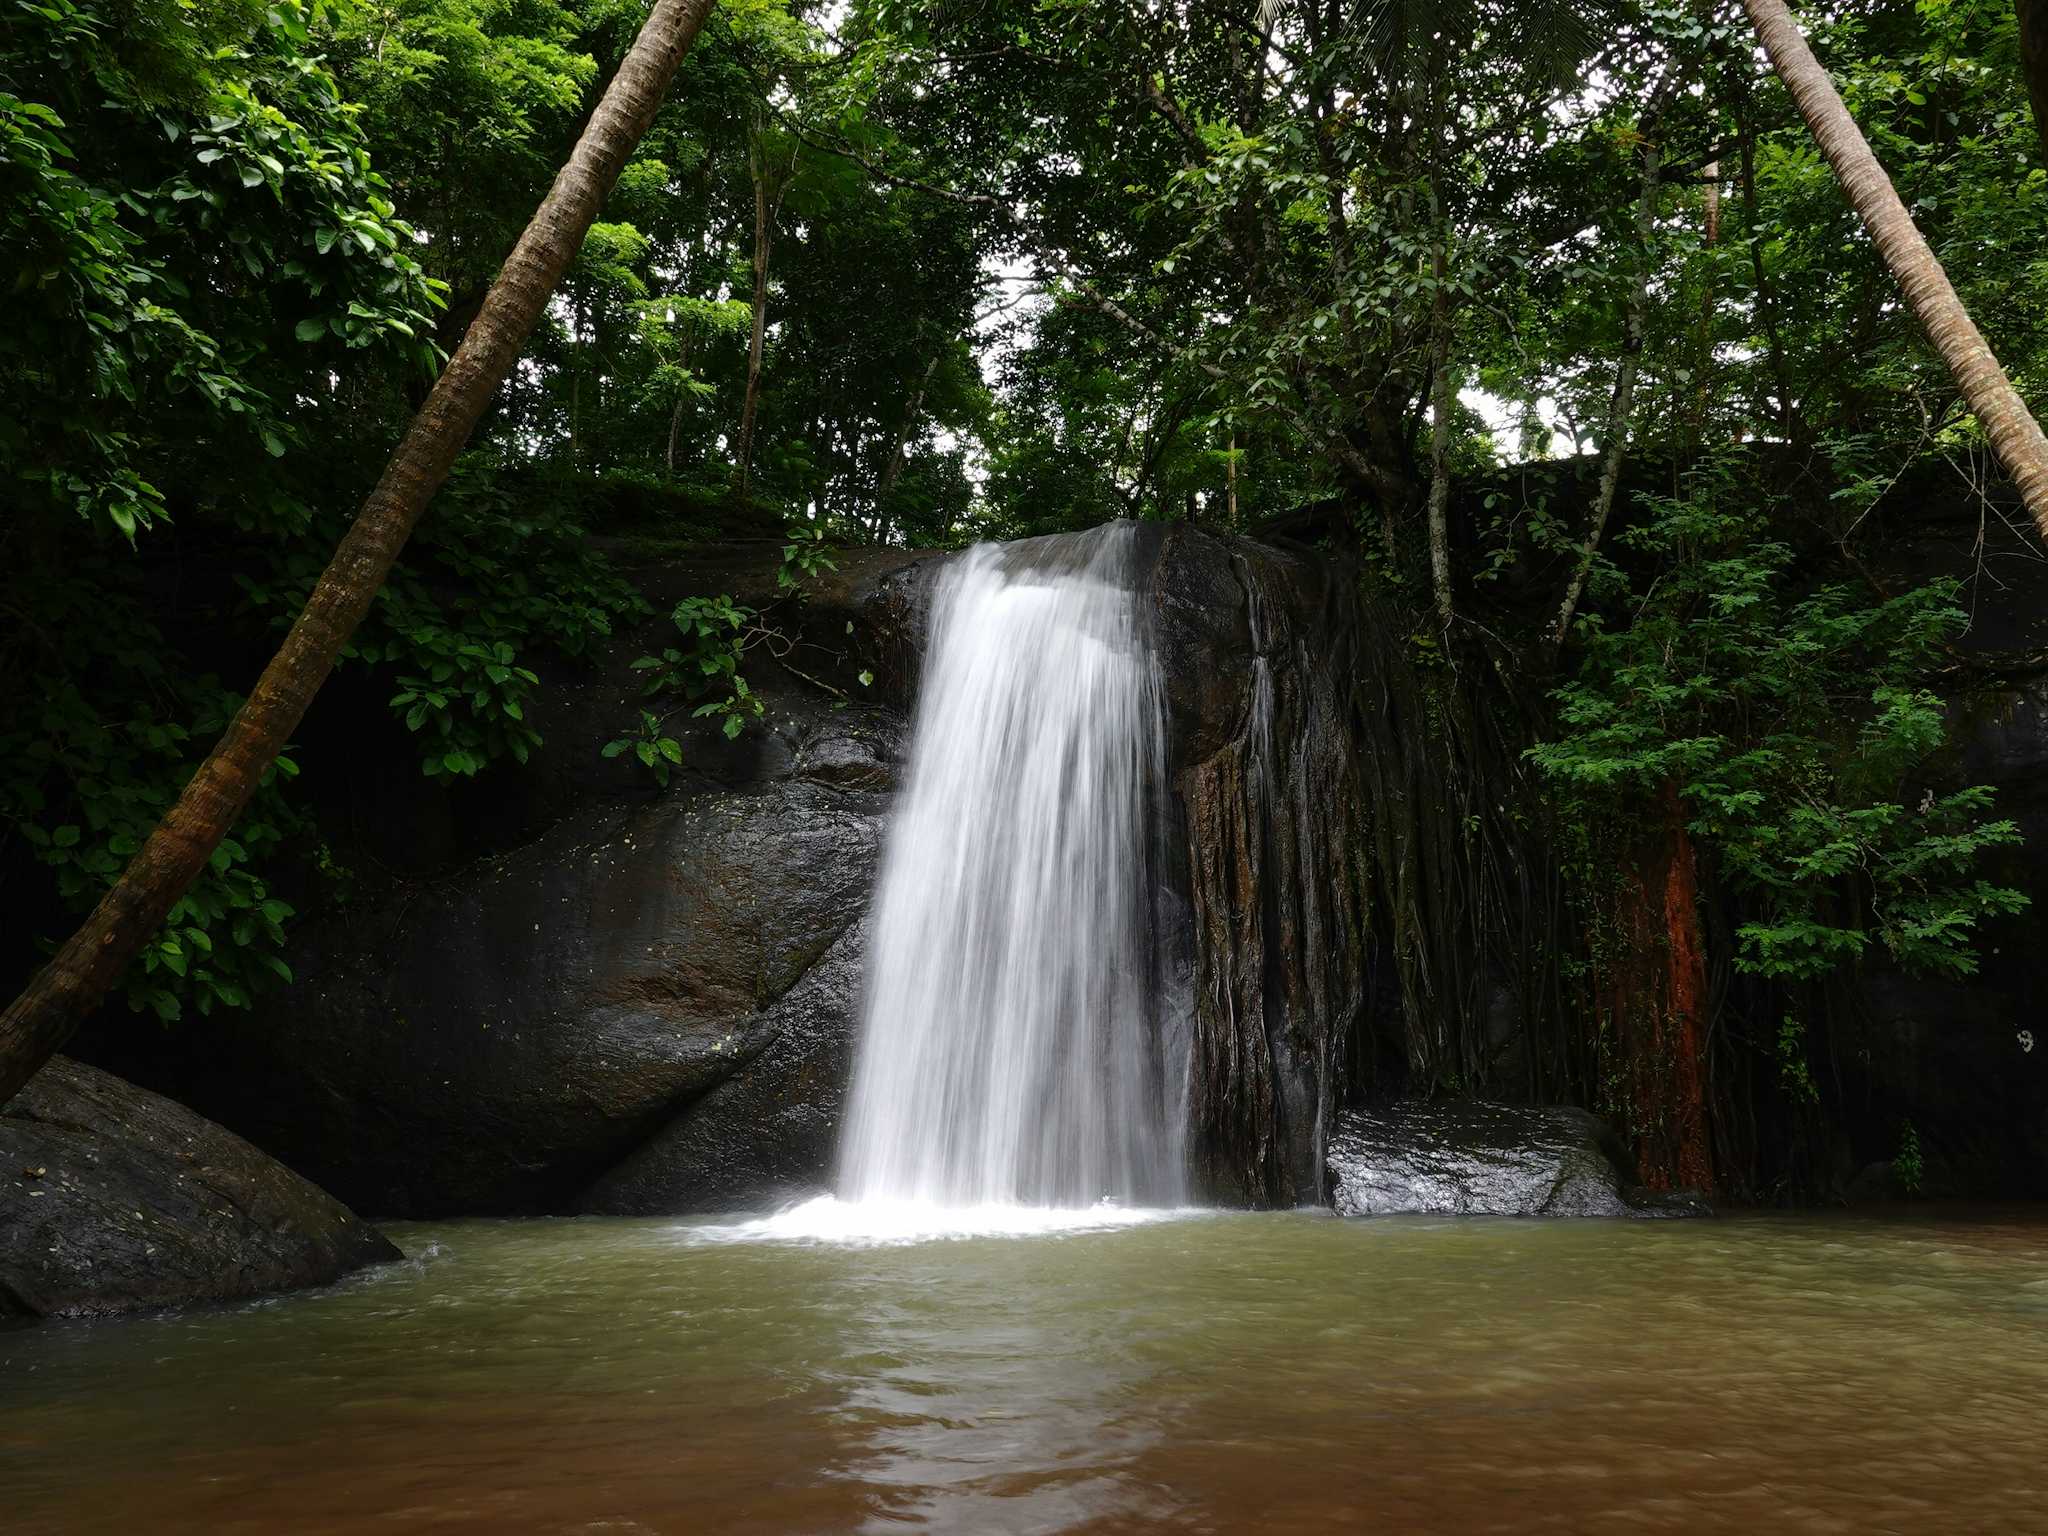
{"left": 1599, "top": 782, "right": 1717, "bottom": 1196}
{"left": 1744, "top": 0, "right": 2048, "bottom": 539}
{"left": 0, "top": 0, "right": 718, "bottom": 1106}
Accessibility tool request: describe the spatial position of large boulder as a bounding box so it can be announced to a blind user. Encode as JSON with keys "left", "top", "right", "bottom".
{"left": 0, "top": 1057, "right": 396, "bottom": 1318}
{"left": 96, "top": 717, "right": 894, "bottom": 1217}
{"left": 75, "top": 538, "right": 931, "bottom": 1219}
{"left": 1326, "top": 1102, "right": 1708, "bottom": 1217}
{"left": 579, "top": 919, "right": 866, "bottom": 1213}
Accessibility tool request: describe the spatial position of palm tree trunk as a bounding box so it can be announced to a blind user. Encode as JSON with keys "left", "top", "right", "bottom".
{"left": 1745, "top": 0, "right": 2048, "bottom": 538}
{"left": 0, "top": 0, "right": 718, "bottom": 1106}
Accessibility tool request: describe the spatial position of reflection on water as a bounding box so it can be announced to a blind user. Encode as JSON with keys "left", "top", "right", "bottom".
{"left": 5, "top": 1209, "right": 2048, "bottom": 1533}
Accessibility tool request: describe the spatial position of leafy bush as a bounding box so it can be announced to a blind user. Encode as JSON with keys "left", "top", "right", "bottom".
{"left": 1531, "top": 458, "right": 2027, "bottom": 981}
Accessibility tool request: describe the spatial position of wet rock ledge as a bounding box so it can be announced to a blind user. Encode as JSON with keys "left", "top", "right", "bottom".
{"left": 0, "top": 1057, "right": 397, "bottom": 1319}
{"left": 1327, "top": 1102, "right": 1711, "bottom": 1218}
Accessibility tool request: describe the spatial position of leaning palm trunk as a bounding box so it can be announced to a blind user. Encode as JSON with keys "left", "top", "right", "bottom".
{"left": 0, "top": 0, "right": 719, "bottom": 1106}
{"left": 1744, "top": 0, "right": 2048, "bottom": 538}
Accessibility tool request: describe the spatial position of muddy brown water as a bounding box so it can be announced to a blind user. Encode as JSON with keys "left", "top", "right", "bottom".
{"left": 5, "top": 1207, "right": 2046, "bottom": 1533}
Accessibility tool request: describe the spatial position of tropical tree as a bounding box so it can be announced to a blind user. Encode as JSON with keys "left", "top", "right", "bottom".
{"left": 0, "top": 0, "right": 721, "bottom": 1104}
{"left": 1742, "top": 0, "right": 2048, "bottom": 537}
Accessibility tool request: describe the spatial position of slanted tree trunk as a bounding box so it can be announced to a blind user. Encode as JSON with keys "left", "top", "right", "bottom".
{"left": 0, "top": 0, "right": 719, "bottom": 1106}
{"left": 1745, "top": 0, "right": 2048, "bottom": 538}
{"left": 1551, "top": 102, "right": 1666, "bottom": 651}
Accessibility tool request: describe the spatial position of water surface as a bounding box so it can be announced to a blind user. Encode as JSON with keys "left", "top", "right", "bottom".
{"left": 7, "top": 1209, "right": 2047, "bottom": 1533}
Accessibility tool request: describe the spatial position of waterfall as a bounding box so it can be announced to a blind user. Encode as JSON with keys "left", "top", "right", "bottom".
{"left": 837, "top": 523, "right": 1185, "bottom": 1209}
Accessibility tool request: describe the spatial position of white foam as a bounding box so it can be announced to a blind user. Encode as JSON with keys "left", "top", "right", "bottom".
{"left": 674, "top": 1196, "right": 1201, "bottom": 1247}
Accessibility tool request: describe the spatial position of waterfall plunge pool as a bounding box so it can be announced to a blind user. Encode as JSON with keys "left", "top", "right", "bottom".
{"left": 8, "top": 1206, "right": 2047, "bottom": 1533}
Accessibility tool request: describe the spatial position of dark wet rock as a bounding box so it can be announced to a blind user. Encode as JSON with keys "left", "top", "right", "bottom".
{"left": 1326, "top": 1102, "right": 1706, "bottom": 1218}
{"left": 0, "top": 1058, "right": 396, "bottom": 1318}
{"left": 1147, "top": 527, "right": 1370, "bottom": 1208}
{"left": 78, "top": 541, "right": 925, "bottom": 1220}
{"left": 580, "top": 921, "right": 865, "bottom": 1214}
{"left": 97, "top": 757, "right": 888, "bottom": 1218}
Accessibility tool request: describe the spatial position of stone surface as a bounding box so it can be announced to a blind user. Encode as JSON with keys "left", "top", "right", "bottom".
{"left": 0, "top": 1058, "right": 397, "bottom": 1318}
{"left": 1147, "top": 526, "right": 1370, "bottom": 1207}
{"left": 78, "top": 544, "right": 928, "bottom": 1220}
{"left": 1326, "top": 1102, "right": 1704, "bottom": 1218}
{"left": 101, "top": 753, "right": 889, "bottom": 1218}
{"left": 580, "top": 921, "right": 866, "bottom": 1213}
{"left": 77, "top": 528, "right": 1382, "bottom": 1218}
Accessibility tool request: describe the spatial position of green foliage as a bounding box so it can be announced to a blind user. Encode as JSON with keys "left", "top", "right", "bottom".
{"left": 610, "top": 593, "right": 764, "bottom": 781}
{"left": 2, "top": 0, "right": 443, "bottom": 542}
{"left": 0, "top": 565, "right": 306, "bottom": 1022}
{"left": 1531, "top": 459, "right": 2027, "bottom": 983}
{"left": 1893, "top": 1119, "right": 1925, "bottom": 1196}
{"left": 602, "top": 709, "right": 684, "bottom": 786}
{"left": 779, "top": 523, "right": 838, "bottom": 591}
{"left": 1776, "top": 1015, "right": 1819, "bottom": 1106}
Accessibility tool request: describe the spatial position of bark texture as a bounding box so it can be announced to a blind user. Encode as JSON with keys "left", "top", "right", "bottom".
{"left": 734, "top": 117, "right": 785, "bottom": 500}
{"left": 2022, "top": 0, "right": 2048, "bottom": 162}
{"left": 1425, "top": 224, "right": 1457, "bottom": 629}
{"left": 1599, "top": 783, "right": 1716, "bottom": 1197}
{"left": 0, "top": 0, "right": 719, "bottom": 1107}
{"left": 1746, "top": 0, "right": 2048, "bottom": 538}
{"left": 1552, "top": 99, "right": 1665, "bottom": 650}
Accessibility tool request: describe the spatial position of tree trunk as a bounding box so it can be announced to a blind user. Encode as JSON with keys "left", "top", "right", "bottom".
{"left": 1423, "top": 73, "right": 1455, "bottom": 628}
{"left": 876, "top": 351, "right": 939, "bottom": 524}
{"left": 1692, "top": 161, "right": 1720, "bottom": 447}
{"left": 1600, "top": 780, "right": 1717, "bottom": 1197}
{"left": 1738, "top": 124, "right": 1799, "bottom": 443}
{"left": 2021, "top": 0, "right": 2048, "bottom": 162}
{"left": 734, "top": 118, "right": 777, "bottom": 503}
{"left": 1424, "top": 257, "right": 1456, "bottom": 629}
{"left": 1745, "top": 0, "right": 2048, "bottom": 538}
{"left": 1224, "top": 428, "right": 1239, "bottom": 523}
{"left": 1551, "top": 107, "right": 1665, "bottom": 651}
{"left": 665, "top": 329, "right": 695, "bottom": 476}
{"left": 0, "top": 0, "right": 718, "bottom": 1107}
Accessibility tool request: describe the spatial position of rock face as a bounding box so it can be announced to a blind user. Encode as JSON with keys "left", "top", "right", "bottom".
{"left": 77, "top": 528, "right": 1384, "bottom": 1217}
{"left": 1326, "top": 1102, "right": 1704, "bottom": 1218}
{"left": 0, "top": 1057, "right": 397, "bottom": 1318}
{"left": 1146, "top": 528, "right": 1370, "bottom": 1206}
{"left": 86, "top": 543, "right": 924, "bottom": 1219}
{"left": 102, "top": 713, "right": 896, "bottom": 1218}
{"left": 578, "top": 920, "right": 866, "bottom": 1213}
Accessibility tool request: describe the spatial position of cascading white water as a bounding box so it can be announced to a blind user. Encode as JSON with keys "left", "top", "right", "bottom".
{"left": 835, "top": 523, "right": 1185, "bottom": 1211}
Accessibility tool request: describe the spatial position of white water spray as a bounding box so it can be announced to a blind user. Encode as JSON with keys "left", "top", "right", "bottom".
{"left": 834, "top": 523, "right": 1185, "bottom": 1211}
